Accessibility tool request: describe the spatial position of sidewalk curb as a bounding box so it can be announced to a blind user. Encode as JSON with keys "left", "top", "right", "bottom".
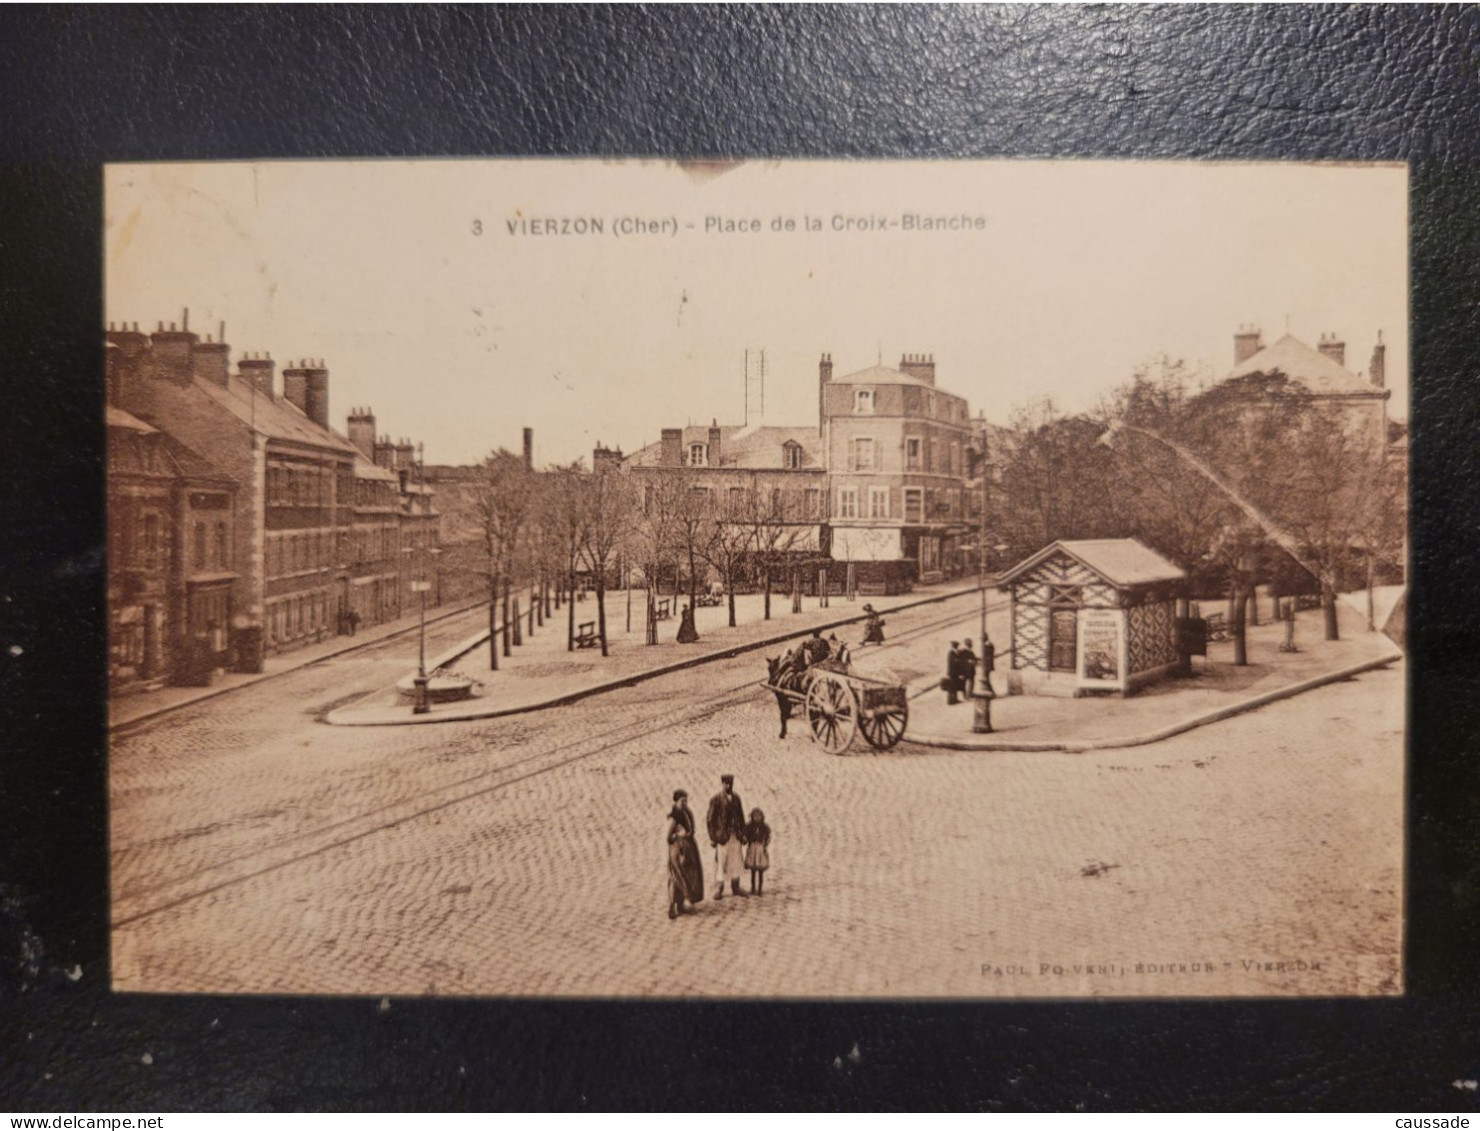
{"left": 903, "top": 650, "right": 1402, "bottom": 752}
{"left": 325, "top": 584, "right": 986, "bottom": 726}
{"left": 108, "top": 598, "right": 485, "bottom": 733}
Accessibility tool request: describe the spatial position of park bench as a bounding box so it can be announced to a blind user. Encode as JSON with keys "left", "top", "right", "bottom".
{"left": 574, "top": 621, "right": 600, "bottom": 649}
{"left": 653, "top": 597, "right": 673, "bottom": 620}
{"left": 1204, "top": 611, "right": 1228, "bottom": 641}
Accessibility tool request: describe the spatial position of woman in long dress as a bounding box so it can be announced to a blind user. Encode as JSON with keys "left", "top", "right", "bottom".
{"left": 676, "top": 603, "right": 699, "bottom": 643}
{"left": 666, "top": 789, "right": 705, "bottom": 918}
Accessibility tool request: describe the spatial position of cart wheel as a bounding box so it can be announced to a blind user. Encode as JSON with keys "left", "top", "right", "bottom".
{"left": 860, "top": 702, "right": 909, "bottom": 750}
{"left": 806, "top": 673, "right": 858, "bottom": 754}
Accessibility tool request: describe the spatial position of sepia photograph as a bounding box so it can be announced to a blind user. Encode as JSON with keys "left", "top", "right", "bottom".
{"left": 104, "top": 157, "right": 1407, "bottom": 999}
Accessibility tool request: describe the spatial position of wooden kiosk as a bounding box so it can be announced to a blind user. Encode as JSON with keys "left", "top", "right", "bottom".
{"left": 997, "top": 538, "right": 1186, "bottom": 698}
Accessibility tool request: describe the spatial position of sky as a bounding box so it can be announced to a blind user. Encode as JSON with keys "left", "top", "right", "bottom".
{"left": 106, "top": 159, "right": 1408, "bottom": 468}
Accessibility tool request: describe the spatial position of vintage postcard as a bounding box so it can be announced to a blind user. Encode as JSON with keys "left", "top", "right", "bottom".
{"left": 105, "top": 159, "right": 1406, "bottom": 997}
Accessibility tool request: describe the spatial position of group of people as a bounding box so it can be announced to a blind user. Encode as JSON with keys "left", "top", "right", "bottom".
{"left": 943, "top": 636, "right": 995, "bottom": 704}
{"left": 665, "top": 773, "right": 773, "bottom": 919}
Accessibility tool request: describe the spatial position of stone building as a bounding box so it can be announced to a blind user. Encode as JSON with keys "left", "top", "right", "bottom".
{"left": 821, "top": 353, "right": 975, "bottom": 589}
{"left": 1225, "top": 326, "right": 1391, "bottom": 453}
{"left": 620, "top": 421, "right": 829, "bottom": 589}
{"left": 105, "top": 404, "right": 237, "bottom": 689}
{"left": 107, "top": 315, "right": 440, "bottom": 667}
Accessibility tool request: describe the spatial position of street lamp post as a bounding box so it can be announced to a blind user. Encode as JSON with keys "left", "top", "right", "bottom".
{"left": 972, "top": 416, "right": 994, "bottom": 735}
{"left": 405, "top": 541, "right": 439, "bottom": 715}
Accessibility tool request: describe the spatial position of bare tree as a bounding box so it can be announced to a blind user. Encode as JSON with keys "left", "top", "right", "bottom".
{"left": 470, "top": 449, "right": 534, "bottom": 670}
{"left": 998, "top": 397, "right": 1123, "bottom": 563}
{"left": 577, "top": 461, "right": 633, "bottom": 655}
{"left": 703, "top": 486, "right": 757, "bottom": 628}
{"left": 546, "top": 462, "right": 587, "bottom": 652}
{"left": 630, "top": 471, "right": 687, "bottom": 643}
{"left": 743, "top": 483, "right": 813, "bottom": 620}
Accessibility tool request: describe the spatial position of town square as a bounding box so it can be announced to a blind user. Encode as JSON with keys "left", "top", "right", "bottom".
{"left": 104, "top": 159, "right": 1407, "bottom": 998}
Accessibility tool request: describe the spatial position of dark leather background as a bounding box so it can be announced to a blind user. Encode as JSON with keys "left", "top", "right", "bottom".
{"left": 2, "top": 4, "right": 1478, "bottom": 1111}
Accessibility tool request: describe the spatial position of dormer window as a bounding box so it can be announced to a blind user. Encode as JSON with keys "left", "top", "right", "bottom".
{"left": 688, "top": 442, "right": 708, "bottom": 467}
{"left": 855, "top": 389, "right": 874, "bottom": 414}
{"left": 782, "top": 440, "right": 803, "bottom": 469}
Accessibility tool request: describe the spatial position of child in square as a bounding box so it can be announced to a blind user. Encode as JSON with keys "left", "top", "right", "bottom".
{"left": 743, "top": 808, "right": 771, "bottom": 896}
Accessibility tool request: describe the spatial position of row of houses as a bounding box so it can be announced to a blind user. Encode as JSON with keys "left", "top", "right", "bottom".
{"left": 609, "top": 328, "right": 1394, "bottom": 591}
{"left": 615, "top": 352, "right": 989, "bottom": 593}
{"left": 106, "top": 313, "right": 447, "bottom": 693}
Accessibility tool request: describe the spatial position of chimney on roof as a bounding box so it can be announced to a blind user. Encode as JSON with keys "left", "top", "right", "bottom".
{"left": 899, "top": 352, "right": 936, "bottom": 385}
{"left": 818, "top": 353, "right": 832, "bottom": 434}
{"left": 660, "top": 427, "right": 683, "bottom": 467}
{"left": 1317, "top": 332, "right": 1346, "bottom": 369}
{"left": 1234, "top": 324, "right": 1263, "bottom": 365}
{"left": 523, "top": 427, "right": 534, "bottom": 471}
{"left": 303, "top": 362, "right": 330, "bottom": 430}
{"left": 238, "top": 353, "right": 275, "bottom": 398}
{"left": 708, "top": 424, "right": 722, "bottom": 466}
{"left": 592, "top": 443, "right": 624, "bottom": 475}
{"left": 149, "top": 320, "right": 199, "bottom": 386}
{"left": 347, "top": 406, "right": 377, "bottom": 457}
{"left": 1369, "top": 330, "right": 1386, "bottom": 389}
{"left": 281, "top": 362, "right": 309, "bottom": 417}
{"left": 191, "top": 334, "right": 230, "bottom": 388}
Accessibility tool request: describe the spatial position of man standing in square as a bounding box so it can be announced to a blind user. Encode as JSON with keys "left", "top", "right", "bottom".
{"left": 707, "top": 773, "right": 748, "bottom": 900}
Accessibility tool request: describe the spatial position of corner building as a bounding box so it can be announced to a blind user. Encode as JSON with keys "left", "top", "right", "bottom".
{"left": 821, "top": 353, "right": 974, "bottom": 588}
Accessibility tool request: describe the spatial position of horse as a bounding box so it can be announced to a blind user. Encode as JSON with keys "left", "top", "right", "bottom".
{"left": 766, "top": 652, "right": 807, "bottom": 739}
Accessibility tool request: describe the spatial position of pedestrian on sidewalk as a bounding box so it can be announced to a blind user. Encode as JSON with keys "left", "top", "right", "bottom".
{"left": 862, "top": 604, "right": 886, "bottom": 645}
{"left": 743, "top": 808, "right": 771, "bottom": 896}
{"left": 677, "top": 603, "right": 699, "bottom": 644}
{"left": 943, "top": 641, "right": 962, "bottom": 704}
{"left": 979, "top": 634, "right": 997, "bottom": 696}
{"left": 666, "top": 789, "right": 705, "bottom": 919}
{"left": 707, "top": 773, "right": 748, "bottom": 900}
{"left": 960, "top": 638, "right": 979, "bottom": 697}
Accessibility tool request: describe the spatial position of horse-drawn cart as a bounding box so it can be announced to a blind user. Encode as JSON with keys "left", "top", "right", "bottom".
{"left": 763, "top": 659, "right": 910, "bottom": 754}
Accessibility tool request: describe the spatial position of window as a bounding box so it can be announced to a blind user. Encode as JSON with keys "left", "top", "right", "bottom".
{"left": 643, "top": 485, "right": 654, "bottom": 516}
{"left": 927, "top": 392, "right": 937, "bottom": 417}
{"left": 783, "top": 441, "right": 803, "bottom": 469}
{"left": 688, "top": 442, "right": 707, "bottom": 467}
{"left": 729, "top": 486, "right": 746, "bottom": 513}
{"left": 906, "top": 437, "right": 921, "bottom": 470}
{"left": 142, "top": 513, "right": 160, "bottom": 567}
{"left": 771, "top": 487, "right": 783, "bottom": 516}
{"left": 854, "top": 389, "right": 874, "bottom": 414}
{"left": 851, "top": 437, "right": 876, "bottom": 471}
{"left": 868, "top": 487, "right": 890, "bottom": 519}
{"left": 925, "top": 439, "right": 934, "bottom": 473}
{"left": 904, "top": 488, "right": 923, "bottom": 524}
{"left": 805, "top": 488, "right": 821, "bottom": 519}
{"left": 838, "top": 488, "right": 859, "bottom": 519}
{"left": 193, "top": 522, "right": 207, "bottom": 570}
{"left": 943, "top": 443, "right": 954, "bottom": 474}
{"left": 215, "top": 522, "right": 228, "bottom": 568}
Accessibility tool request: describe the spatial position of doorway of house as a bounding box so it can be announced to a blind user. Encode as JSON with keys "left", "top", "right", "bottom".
{"left": 1049, "top": 608, "right": 1078, "bottom": 672}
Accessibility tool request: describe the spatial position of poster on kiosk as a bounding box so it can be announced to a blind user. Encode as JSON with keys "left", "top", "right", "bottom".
{"left": 1077, "top": 607, "right": 1128, "bottom": 694}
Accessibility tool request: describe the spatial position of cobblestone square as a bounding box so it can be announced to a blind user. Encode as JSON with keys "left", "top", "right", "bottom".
{"left": 110, "top": 596, "right": 1404, "bottom": 998}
